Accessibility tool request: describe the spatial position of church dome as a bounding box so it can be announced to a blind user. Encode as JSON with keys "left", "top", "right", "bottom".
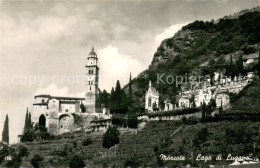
{"left": 89, "top": 47, "right": 97, "bottom": 57}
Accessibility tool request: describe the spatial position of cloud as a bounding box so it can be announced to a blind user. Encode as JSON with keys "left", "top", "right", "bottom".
{"left": 98, "top": 45, "right": 144, "bottom": 91}
{"left": 155, "top": 23, "right": 189, "bottom": 46}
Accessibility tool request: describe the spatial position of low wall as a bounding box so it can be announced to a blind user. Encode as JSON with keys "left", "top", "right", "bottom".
{"left": 137, "top": 111, "right": 202, "bottom": 121}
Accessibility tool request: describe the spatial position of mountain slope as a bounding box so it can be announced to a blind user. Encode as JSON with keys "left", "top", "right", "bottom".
{"left": 124, "top": 7, "right": 260, "bottom": 111}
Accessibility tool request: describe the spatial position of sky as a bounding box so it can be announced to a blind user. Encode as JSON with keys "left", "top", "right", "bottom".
{"left": 1, "top": 0, "right": 259, "bottom": 144}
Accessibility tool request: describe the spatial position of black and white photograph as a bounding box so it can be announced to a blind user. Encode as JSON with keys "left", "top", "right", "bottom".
{"left": 1, "top": 0, "right": 260, "bottom": 167}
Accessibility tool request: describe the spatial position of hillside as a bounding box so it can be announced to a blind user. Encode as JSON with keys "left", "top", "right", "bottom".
{"left": 228, "top": 78, "right": 260, "bottom": 114}
{"left": 3, "top": 120, "right": 260, "bottom": 167}
{"left": 124, "top": 7, "right": 260, "bottom": 112}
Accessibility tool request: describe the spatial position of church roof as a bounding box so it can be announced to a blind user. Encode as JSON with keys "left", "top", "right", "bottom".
{"left": 89, "top": 47, "right": 97, "bottom": 57}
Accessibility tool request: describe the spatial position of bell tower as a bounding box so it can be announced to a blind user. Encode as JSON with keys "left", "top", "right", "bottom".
{"left": 85, "top": 47, "right": 99, "bottom": 113}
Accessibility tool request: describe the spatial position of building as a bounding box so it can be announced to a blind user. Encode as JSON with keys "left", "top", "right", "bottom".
{"left": 164, "top": 98, "right": 174, "bottom": 111}
{"left": 194, "top": 83, "right": 213, "bottom": 107}
{"left": 145, "top": 81, "right": 159, "bottom": 113}
{"left": 243, "top": 52, "right": 259, "bottom": 66}
{"left": 32, "top": 47, "right": 102, "bottom": 135}
{"left": 215, "top": 92, "right": 230, "bottom": 108}
{"left": 32, "top": 95, "right": 84, "bottom": 134}
{"left": 179, "top": 97, "right": 190, "bottom": 109}
{"left": 90, "top": 119, "right": 112, "bottom": 133}
{"left": 85, "top": 47, "right": 99, "bottom": 113}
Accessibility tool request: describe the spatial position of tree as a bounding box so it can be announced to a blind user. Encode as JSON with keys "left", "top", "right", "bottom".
{"left": 230, "top": 55, "right": 234, "bottom": 78}
{"left": 237, "top": 54, "right": 244, "bottom": 74}
{"left": 82, "top": 137, "right": 93, "bottom": 146}
{"left": 152, "top": 102, "right": 158, "bottom": 112}
{"left": 28, "top": 113, "right": 32, "bottom": 129}
{"left": 80, "top": 103, "right": 86, "bottom": 112}
{"left": 257, "top": 50, "right": 260, "bottom": 76}
{"left": 109, "top": 87, "right": 115, "bottom": 111}
{"left": 2, "top": 115, "right": 9, "bottom": 144}
{"left": 102, "top": 126, "right": 119, "bottom": 148}
{"left": 128, "top": 73, "right": 133, "bottom": 112}
{"left": 31, "top": 155, "right": 43, "bottom": 168}
{"left": 72, "top": 114, "right": 84, "bottom": 132}
{"left": 24, "top": 108, "right": 32, "bottom": 131}
{"left": 110, "top": 80, "right": 128, "bottom": 114}
{"left": 124, "top": 157, "right": 141, "bottom": 168}
{"left": 0, "top": 143, "right": 9, "bottom": 164}
{"left": 69, "top": 155, "right": 85, "bottom": 168}
{"left": 20, "top": 130, "right": 35, "bottom": 142}
{"left": 201, "top": 102, "right": 206, "bottom": 120}
{"left": 127, "top": 115, "right": 138, "bottom": 128}
{"left": 24, "top": 108, "right": 29, "bottom": 132}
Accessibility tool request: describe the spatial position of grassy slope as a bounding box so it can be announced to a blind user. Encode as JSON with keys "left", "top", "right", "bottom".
{"left": 228, "top": 78, "right": 260, "bottom": 114}
{"left": 12, "top": 119, "right": 259, "bottom": 167}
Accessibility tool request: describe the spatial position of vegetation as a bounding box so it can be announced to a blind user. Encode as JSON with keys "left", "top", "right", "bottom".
{"left": 0, "top": 143, "right": 9, "bottom": 164}
{"left": 111, "top": 114, "right": 138, "bottom": 128}
{"left": 69, "top": 155, "right": 85, "bottom": 168}
{"left": 5, "top": 146, "right": 29, "bottom": 167}
{"left": 80, "top": 103, "right": 86, "bottom": 112}
{"left": 24, "top": 108, "right": 32, "bottom": 132}
{"left": 147, "top": 107, "right": 199, "bottom": 118}
{"left": 227, "top": 78, "right": 260, "bottom": 114}
{"left": 31, "top": 155, "right": 43, "bottom": 168}
{"left": 102, "top": 126, "right": 119, "bottom": 148}
{"left": 82, "top": 137, "right": 93, "bottom": 146}
{"left": 2, "top": 115, "right": 9, "bottom": 145}
{"left": 20, "top": 108, "right": 55, "bottom": 142}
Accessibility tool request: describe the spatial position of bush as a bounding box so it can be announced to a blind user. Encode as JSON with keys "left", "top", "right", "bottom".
{"left": 31, "top": 155, "right": 43, "bottom": 168}
{"left": 18, "top": 146, "right": 29, "bottom": 157}
{"left": 69, "top": 155, "right": 85, "bottom": 168}
{"left": 127, "top": 115, "right": 138, "bottom": 128}
{"left": 21, "top": 130, "right": 35, "bottom": 142}
{"left": 102, "top": 126, "right": 119, "bottom": 148}
{"left": 82, "top": 137, "right": 93, "bottom": 146}
{"left": 124, "top": 157, "right": 141, "bottom": 168}
{"left": 72, "top": 140, "right": 77, "bottom": 148}
{"left": 0, "top": 144, "right": 9, "bottom": 164}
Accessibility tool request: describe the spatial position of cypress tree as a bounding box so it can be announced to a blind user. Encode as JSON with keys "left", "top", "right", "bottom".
{"left": 201, "top": 102, "right": 206, "bottom": 120}
{"left": 257, "top": 50, "right": 260, "bottom": 76}
{"left": 2, "top": 114, "right": 9, "bottom": 144}
{"left": 24, "top": 108, "right": 29, "bottom": 131}
{"left": 28, "top": 113, "right": 32, "bottom": 129}
{"left": 237, "top": 54, "right": 244, "bottom": 74}
{"left": 110, "top": 87, "right": 115, "bottom": 112}
{"left": 128, "top": 73, "right": 133, "bottom": 110}
{"left": 114, "top": 80, "right": 122, "bottom": 113}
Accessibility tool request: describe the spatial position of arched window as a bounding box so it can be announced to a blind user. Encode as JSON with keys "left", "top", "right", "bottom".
{"left": 148, "top": 97, "right": 151, "bottom": 107}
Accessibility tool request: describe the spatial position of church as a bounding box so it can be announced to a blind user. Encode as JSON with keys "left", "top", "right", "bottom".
{"left": 32, "top": 47, "right": 105, "bottom": 135}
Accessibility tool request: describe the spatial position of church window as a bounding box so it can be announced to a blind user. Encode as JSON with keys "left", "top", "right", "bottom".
{"left": 65, "top": 109, "right": 68, "bottom": 112}
{"left": 148, "top": 97, "right": 151, "bottom": 107}
{"left": 42, "top": 99, "right": 45, "bottom": 103}
{"left": 90, "top": 86, "right": 91, "bottom": 91}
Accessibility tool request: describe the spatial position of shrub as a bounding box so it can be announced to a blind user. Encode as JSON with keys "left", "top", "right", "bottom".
{"left": 0, "top": 144, "right": 9, "bottom": 164}
{"left": 127, "top": 115, "right": 138, "bottom": 128}
{"left": 18, "top": 146, "right": 29, "bottom": 157}
{"left": 82, "top": 137, "right": 93, "bottom": 146}
{"left": 72, "top": 140, "right": 77, "bottom": 148}
{"left": 69, "top": 155, "right": 85, "bottom": 168}
{"left": 31, "top": 155, "right": 43, "bottom": 168}
{"left": 21, "top": 130, "right": 35, "bottom": 142}
{"left": 102, "top": 126, "right": 119, "bottom": 148}
{"left": 124, "top": 157, "right": 141, "bottom": 168}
